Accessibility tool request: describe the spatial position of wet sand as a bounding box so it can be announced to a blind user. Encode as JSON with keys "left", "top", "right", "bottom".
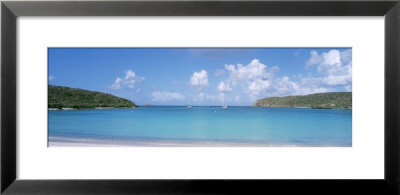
{"left": 48, "top": 136, "right": 298, "bottom": 147}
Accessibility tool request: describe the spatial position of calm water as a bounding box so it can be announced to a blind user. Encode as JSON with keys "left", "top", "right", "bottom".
{"left": 48, "top": 106, "right": 352, "bottom": 146}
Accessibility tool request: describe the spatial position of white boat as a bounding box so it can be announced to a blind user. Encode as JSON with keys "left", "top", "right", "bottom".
{"left": 187, "top": 96, "right": 192, "bottom": 109}
{"left": 221, "top": 94, "right": 228, "bottom": 109}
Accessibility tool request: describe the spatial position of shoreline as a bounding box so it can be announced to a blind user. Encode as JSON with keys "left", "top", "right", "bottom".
{"left": 48, "top": 106, "right": 352, "bottom": 111}
{"left": 48, "top": 137, "right": 284, "bottom": 147}
{"left": 48, "top": 136, "right": 349, "bottom": 147}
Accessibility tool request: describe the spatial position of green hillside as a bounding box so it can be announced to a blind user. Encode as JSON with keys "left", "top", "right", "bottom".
{"left": 48, "top": 85, "right": 137, "bottom": 109}
{"left": 253, "top": 92, "right": 352, "bottom": 109}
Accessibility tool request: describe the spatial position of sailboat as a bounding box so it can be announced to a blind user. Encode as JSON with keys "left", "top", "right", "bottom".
{"left": 187, "top": 96, "right": 192, "bottom": 109}
{"left": 221, "top": 94, "right": 228, "bottom": 109}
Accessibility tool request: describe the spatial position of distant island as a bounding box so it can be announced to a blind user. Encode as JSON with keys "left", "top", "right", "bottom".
{"left": 253, "top": 92, "right": 352, "bottom": 109}
{"left": 48, "top": 85, "right": 137, "bottom": 110}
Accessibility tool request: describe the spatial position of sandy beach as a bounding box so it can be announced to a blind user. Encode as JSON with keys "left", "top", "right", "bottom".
{"left": 48, "top": 136, "right": 299, "bottom": 147}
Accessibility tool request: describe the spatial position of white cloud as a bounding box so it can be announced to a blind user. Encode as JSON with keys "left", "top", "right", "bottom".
{"left": 152, "top": 91, "right": 184, "bottom": 102}
{"left": 190, "top": 70, "right": 208, "bottom": 90}
{"left": 306, "top": 50, "right": 322, "bottom": 67}
{"left": 111, "top": 69, "right": 145, "bottom": 90}
{"left": 111, "top": 77, "right": 122, "bottom": 90}
{"left": 307, "top": 49, "right": 352, "bottom": 87}
{"left": 212, "top": 50, "right": 351, "bottom": 100}
{"left": 226, "top": 59, "right": 268, "bottom": 83}
{"left": 217, "top": 81, "right": 232, "bottom": 93}
{"left": 124, "top": 70, "right": 145, "bottom": 89}
{"left": 273, "top": 76, "right": 300, "bottom": 95}
{"left": 268, "top": 76, "right": 329, "bottom": 97}
{"left": 247, "top": 78, "right": 271, "bottom": 97}
{"left": 49, "top": 75, "right": 55, "bottom": 81}
{"left": 125, "top": 70, "right": 136, "bottom": 80}
{"left": 225, "top": 59, "right": 277, "bottom": 97}
{"left": 265, "top": 49, "right": 351, "bottom": 97}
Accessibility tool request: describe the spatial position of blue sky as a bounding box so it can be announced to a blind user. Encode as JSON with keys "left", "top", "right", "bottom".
{"left": 49, "top": 48, "right": 352, "bottom": 106}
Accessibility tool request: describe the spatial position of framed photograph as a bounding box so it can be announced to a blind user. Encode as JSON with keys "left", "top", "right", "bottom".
{"left": 47, "top": 47, "right": 352, "bottom": 147}
{"left": 2, "top": 0, "right": 400, "bottom": 194}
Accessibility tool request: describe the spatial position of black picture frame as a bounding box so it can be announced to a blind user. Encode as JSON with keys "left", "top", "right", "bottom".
{"left": 1, "top": 0, "right": 399, "bottom": 194}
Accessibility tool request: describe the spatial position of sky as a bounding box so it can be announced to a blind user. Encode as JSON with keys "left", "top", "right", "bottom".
{"left": 48, "top": 48, "right": 352, "bottom": 106}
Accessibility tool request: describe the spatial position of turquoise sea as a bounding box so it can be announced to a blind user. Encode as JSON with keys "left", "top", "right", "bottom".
{"left": 48, "top": 106, "right": 352, "bottom": 147}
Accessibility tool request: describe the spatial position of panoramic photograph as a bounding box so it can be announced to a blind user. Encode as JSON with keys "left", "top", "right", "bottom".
{"left": 48, "top": 48, "right": 352, "bottom": 147}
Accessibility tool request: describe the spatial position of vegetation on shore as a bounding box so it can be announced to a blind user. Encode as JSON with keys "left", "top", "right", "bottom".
{"left": 253, "top": 92, "right": 352, "bottom": 109}
{"left": 48, "top": 85, "right": 137, "bottom": 109}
